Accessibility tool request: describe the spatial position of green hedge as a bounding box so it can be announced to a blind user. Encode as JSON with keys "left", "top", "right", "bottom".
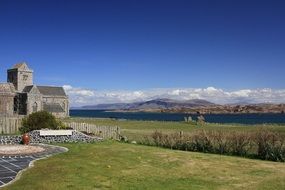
{"left": 140, "top": 129, "right": 285, "bottom": 162}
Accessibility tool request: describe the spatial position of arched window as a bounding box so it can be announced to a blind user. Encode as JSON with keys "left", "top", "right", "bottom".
{"left": 33, "top": 102, "right": 38, "bottom": 112}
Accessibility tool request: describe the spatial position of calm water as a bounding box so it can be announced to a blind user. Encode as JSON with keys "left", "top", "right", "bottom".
{"left": 70, "top": 110, "right": 285, "bottom": 124}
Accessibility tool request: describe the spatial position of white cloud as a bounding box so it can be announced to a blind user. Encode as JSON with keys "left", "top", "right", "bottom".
{"left": 230, "top": 89, "right": 252, "bottom": 97}
{"left": 205, "top": 87, "right": 218, "bottom": 92}
{"left": 62, "top": 85, "right": 72, "bottom": 90}
{"left": 62, "top": 85, "right": 285, "bottom": 107}
{"left": 63, "top": 85, "right": 94, "bottom": 97}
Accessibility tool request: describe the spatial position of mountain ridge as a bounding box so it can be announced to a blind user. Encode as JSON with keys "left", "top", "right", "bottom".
{"left": 75, "top": 98, "right": 285, "bottom": 114}
{"left": 80, "top": 98, "right": 215, "bottom": 110}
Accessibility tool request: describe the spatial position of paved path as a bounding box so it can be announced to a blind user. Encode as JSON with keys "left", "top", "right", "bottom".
{"left": 0, "top": 144, "right": 68, "bottom": 188}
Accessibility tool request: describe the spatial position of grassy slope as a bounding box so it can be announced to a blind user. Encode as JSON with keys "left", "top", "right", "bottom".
{"left": 63, "top": 117, "right": 285, "bottom": 140}
{"left": 4, "top": 141, "right": 285, "bottom": 190}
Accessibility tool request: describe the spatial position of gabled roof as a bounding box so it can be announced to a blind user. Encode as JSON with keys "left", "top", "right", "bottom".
{"left": 22, "top": 85, "right": 34, "bottom": 93}
{"left": 0, "top": 83, "right": 16, "bottom": 94}
{"left": 43, "top": 103, "right": 65, "bottom": 113}
{"left": 13, "top": 62, "right": 29, "bottom": 69}
{"left": 8, "top": 62, "right": 33, "bottom": 72}
{"left": 37, "top": 86, "right": 67, "bottom": 96}
{"left": 22, "top": 85, "right": 67, "bottom": 96}
{"left": 13, "top": 62, "right": 26, "bottom": 68}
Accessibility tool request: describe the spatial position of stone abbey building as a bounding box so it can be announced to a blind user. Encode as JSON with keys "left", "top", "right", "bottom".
{"left": 0, "top": 63, "right": 69, "bottom": 118}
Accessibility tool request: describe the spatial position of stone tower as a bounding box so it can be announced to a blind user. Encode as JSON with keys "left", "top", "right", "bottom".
{"left": 7, "top": 62, "right": 33, "bottom": 92}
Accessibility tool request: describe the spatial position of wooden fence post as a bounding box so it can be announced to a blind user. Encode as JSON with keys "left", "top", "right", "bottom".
{"left": 63, "top": 121, "right": 121, "bottom": 140}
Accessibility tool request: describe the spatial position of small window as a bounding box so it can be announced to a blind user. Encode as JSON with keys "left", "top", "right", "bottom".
{"left": 23, "top": 75, "right": 28, "bottom": 81}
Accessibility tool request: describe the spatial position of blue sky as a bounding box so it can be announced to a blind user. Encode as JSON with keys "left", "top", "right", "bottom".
{"left": 0, "top": 0, "right": 285, "bottom": 105}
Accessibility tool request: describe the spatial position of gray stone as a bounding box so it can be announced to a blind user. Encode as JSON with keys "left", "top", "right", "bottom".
{"left": 0, "top": 130, "right": 102, "bottom": 144}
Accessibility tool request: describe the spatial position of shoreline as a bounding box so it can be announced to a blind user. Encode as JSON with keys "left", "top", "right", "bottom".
{"left": 71, "top": 109, "right": 285, "bottom": 115}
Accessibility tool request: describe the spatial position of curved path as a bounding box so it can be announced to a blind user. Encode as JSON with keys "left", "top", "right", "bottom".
{"left": 0, "top": 144, "right": 68, "bottom": 188}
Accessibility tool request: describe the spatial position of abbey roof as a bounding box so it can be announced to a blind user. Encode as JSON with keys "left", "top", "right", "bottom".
{"left": 43, "top": 103, "right": 65, "bottom": 113}
{"left": 22, "top": 85, "right": 67, "bottom": 96}
{"left": 9, "top": 62, "right": 33, "bottom": 71}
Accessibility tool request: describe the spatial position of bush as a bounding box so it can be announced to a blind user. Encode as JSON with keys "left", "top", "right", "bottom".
{"left": 191, "top": 130, "right": 213, "bottom": 152}
{"left": 150, "top": 131, "right": 186, "bottom": 150}
{"left": 230, "top": 132, "right": 251, "bottom": 156}
{"left": 20, "top": 111, "right": 64, "bottom": 134}
{"left": 254, "top": 130, "right": 285, "bottom": 162}
{"left": 151, "top": 131, "right": 162, "bottom": 145}
{"left": 57, "top": 120, "right": 69, "bottom": 130}
{"left": 211, "top": 131, "right": 231, "bottom": 154}
{"left": 143, "top": 129, "right": 285, "bottom": 162}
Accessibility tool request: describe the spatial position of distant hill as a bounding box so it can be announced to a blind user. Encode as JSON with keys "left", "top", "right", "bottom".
{"left": 81, "top": 98, "right": 216, "bottom": 110}
{"left": 78, "top": 99, "right": 285, "bottom": 114}
{"left": 82, "top": 103, "right": 134, "bottom": 110}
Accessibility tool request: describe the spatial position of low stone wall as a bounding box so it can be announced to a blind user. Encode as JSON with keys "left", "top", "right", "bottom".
{"left": 0, "top": 135, "right": 22, "bottom": 144}
{"left": 29, "top": 130, "right": 102, "bottom": 143}
{"left": 0, "top": 130, "right": 102, "bottom": 144}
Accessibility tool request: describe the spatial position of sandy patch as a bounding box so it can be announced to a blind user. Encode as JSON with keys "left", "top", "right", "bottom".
{"left": 0, "top": 145, "right": 45, "bottom": 155}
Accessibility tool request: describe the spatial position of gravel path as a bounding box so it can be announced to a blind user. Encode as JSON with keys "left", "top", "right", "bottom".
{"left": 0, "top": 145, "right": 45, "bottom": 155}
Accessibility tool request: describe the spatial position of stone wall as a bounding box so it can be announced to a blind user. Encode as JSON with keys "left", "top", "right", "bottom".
{"left": 0, "top": 135, "right": 22, "bottom": 144}
{"left": 29, "top": 130, "right": 102, "bottom": 143}
{"left": 0, "top": 95, "right": 14, "bottom": 116}
{"left": 27, "top": 92, "right": 42, "bottom": 115}
{"left": 0, "top": 130, "right": 102, "bottom": 144}
{"left": 43, "top": 96, "right": 69, "bottom": 117}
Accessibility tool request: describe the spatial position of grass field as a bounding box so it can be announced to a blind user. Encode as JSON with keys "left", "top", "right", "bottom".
{"left": 4, "top": 118, "right": 284, "bottom": 189}
{"left": 63, "top": 117, "right": 285, "bottom": 141}
{"left": 3, "top": 141, "right": 285, "bottom": 190}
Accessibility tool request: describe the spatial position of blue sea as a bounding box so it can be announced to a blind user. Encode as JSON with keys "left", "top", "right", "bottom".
{"left": 70, "top": 110, "right": 285, "bottom": 124}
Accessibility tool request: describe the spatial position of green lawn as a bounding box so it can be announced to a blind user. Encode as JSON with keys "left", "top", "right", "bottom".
{"left": 63, "top": 117, "right": 285, "bottom": 141}
{"left": 3, "top": 141, "right": 285, "bottom": 190}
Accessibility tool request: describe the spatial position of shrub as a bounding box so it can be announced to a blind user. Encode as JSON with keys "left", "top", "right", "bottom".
{"left": 229, "top": 132, "right": 251, "bottom": 156}
{"left": 165, "top": 133, "right": 181, "bottom": 149}
{"left": 139, "top": 136, "right": 154, "bottom": 146}
{"left": 146, "top": 129, "right": 285, "bottom": 162}
{"left": 191, "top": 130, "right": 213, "bottom": 153}
{"left": 150, "top": 131, "right": 184, "bottom": 149}
{"left": 211, "top": 131, "right": 231, "bottom": 154}
{"left": 151, "top": 131, "right": 164, "bottom": 146}
{"left": 254, "top": 130, "right": 285, "bottom": 162}
{"left": 57, "top": 120, "right": 69, "bottom": 129}
{"left": 20, "top": 111, "right": 63, "bottom": 134}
